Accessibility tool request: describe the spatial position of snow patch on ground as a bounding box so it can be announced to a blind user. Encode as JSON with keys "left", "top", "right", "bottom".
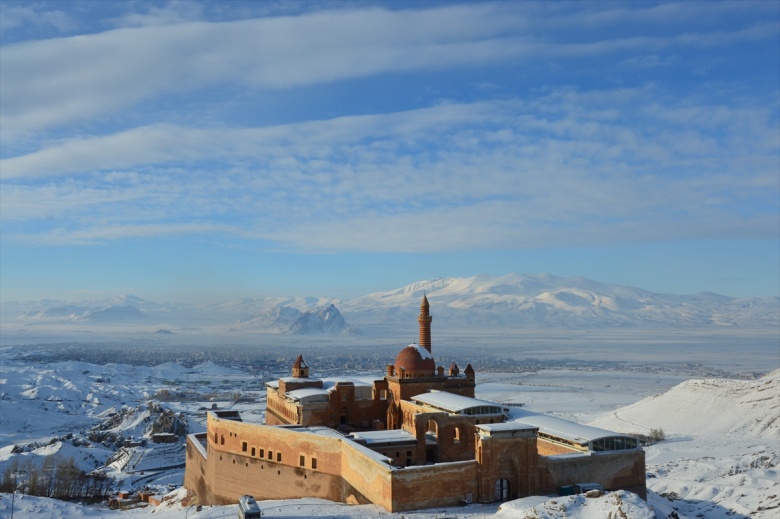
{"left": 497, "top": 490, "right": 654, "bottom": 518}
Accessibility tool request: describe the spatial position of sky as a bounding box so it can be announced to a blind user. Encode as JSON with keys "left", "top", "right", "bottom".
{"left": 0, "top": 0, "right": 778, "bottom": 303}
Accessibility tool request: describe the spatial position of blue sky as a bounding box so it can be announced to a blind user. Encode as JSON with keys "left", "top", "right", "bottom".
{"left": 1, "top": 0, "right": 778, "bottom": 302}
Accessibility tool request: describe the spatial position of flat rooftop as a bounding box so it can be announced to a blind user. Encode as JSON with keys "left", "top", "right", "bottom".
{"left": 350, "top": 429, "right": 416, "bottom": 446}
{"left": 412, "top": 391, "right": 509, "bottom": 415}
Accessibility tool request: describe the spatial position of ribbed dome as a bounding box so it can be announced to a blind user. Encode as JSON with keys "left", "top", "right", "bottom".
{"left": 394, "top": 344, "right": 435, "bottom": 375}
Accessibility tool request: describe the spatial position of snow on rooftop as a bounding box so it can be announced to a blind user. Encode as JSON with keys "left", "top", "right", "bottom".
{"left": 279, "top": 376, "right": 322, "bottom": 383}
{"left": 285, "top": 426, "right": 346, "bottom": 439}
{"left": 413, "top": 392, "right": 630, "bottom": 444}
{"left": 286, "top": 388, "right": 330, "bottom": 403}
{"left": 320, "top": 376, "right": 376, "bottom": 388}
{"left": 477, "top": 422, "right": 538, "bottom": 433}
{"left": 350, "top": 429, "right": 416, "bottom": 445}
{"left": 412, "top": 391, "right": 507, "bottom": 413}
{"left": 406, "top": 343, "right": 433, "bottom": 360}
{"left": 507, "top": 408, "right": 630, "bottom": 445}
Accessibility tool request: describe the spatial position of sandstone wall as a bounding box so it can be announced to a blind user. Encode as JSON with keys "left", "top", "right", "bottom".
{"left": 538, "top": 449, "right": 647, "bottom": 499}
{"left": 537, "top": 438, "right": 585, "bottom": 456}
{"left": 389, "top": 461, "right": 479, "bottom": 511}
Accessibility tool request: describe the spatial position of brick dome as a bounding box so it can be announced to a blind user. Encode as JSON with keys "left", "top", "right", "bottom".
{"left": 394, "top": 344, "right": 435, "bottom": 377}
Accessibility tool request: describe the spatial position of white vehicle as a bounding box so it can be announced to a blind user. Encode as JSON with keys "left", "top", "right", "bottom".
{"left": 238, "top": 495, "right": 262, "bottom": 519}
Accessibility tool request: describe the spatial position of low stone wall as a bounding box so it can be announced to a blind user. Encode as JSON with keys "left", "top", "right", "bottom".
{"left": 389, "top": 461, "right": 479, "bottom": 511}
{"left": 538, "top": 449, "right": 646, "bottom": 499}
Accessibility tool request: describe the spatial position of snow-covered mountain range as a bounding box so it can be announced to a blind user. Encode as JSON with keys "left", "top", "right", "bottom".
{"left": 2, "top": 274, "right": 777, "bottom": 333}
{"left": 342, "top": 274, "right": 779, "bottom": 328}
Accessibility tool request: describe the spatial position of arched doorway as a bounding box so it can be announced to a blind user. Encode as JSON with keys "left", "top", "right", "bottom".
{"left": 495, "top": 479, "right": 510, "bottom": 501}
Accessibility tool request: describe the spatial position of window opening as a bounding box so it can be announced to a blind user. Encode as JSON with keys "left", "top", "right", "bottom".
{"left": 426, "top": 419, "right": 438, "bottom": 438}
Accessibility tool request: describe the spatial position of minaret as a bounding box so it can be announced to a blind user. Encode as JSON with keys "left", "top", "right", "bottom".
{"left": 418, "top": 294, "right": 433, "bottom": 353}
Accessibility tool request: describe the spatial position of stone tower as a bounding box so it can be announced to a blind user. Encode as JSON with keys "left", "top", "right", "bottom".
{"left": 418, "top": 294, "right": 433, "bottom": 353}
{"left": 292, "top": 354, "right": 309, "bottom": 378}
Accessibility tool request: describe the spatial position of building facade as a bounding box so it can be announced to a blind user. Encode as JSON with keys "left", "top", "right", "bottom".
{"left": 185, "top": 296, "right": 645, "bottom": 512}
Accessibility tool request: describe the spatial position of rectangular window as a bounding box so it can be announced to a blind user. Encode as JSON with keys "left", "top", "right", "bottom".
{"left": 251, "top": 447, "right": 256, "bottom": 456}
{"left": 300, "top": 455, "right": 305, "bottom": 467}
{"left": 268, "top": 450, "right": 273, "bottom": 460}
{"left": 311, "top": 458, "right": 317, "bottom": 469}
{"left": 242, "top": 441, "right": 248, "bottom": 452}
{"left": 277, "top": 452, "right": 282, "bottom": 462}
{"left": 259, "top": 449, "right": 264, "bottom": 458}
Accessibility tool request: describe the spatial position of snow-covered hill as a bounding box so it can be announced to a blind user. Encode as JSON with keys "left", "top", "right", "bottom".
{"left": 590, "top": 369, "right": 780, "bottom": 439}
{"left": 589, "top": 370, "right": 780, "bottom": 518}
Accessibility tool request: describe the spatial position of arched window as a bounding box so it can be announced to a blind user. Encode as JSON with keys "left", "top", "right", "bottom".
{"left": 454, "top": 426, "right": 461, "bottom": 443}
{"left": 426, "top": 419, "right": 438, "bottom": 438}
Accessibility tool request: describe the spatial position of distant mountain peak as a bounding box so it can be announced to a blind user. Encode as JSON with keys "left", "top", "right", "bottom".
{"left": 339, "top": 274, "right": 779, "bottom": 329}
{"left": 235, "top": 303, "right": 355, "bottom": 335}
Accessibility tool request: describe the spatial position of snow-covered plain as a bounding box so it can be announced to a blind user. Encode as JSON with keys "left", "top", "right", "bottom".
{"left": 0, "top": 329, "right": 778, "bottom": 519}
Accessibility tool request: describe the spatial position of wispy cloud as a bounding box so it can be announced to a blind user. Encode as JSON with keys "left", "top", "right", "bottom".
{"left": 2, "top": 3, "right": 776, "bottom": 141}
{"left": 3, "top": 88, "right": 777, "bottom": 250}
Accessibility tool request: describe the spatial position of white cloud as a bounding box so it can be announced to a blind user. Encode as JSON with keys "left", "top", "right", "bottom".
{"left": 2, "top": 3, "right": 776, "bottom": 140}
{"left": 0, "top": 4, "right": 524, "bottom": 139}
{"left": 2, "top": 89, "right": 777, "bottom": 251}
